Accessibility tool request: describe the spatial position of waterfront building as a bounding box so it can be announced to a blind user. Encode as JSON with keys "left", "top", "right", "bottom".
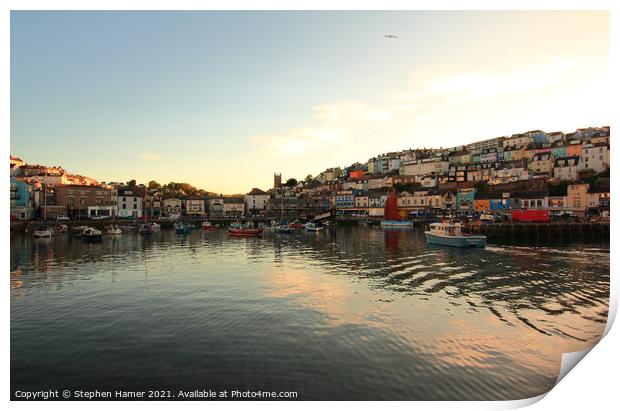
{"left": 587, "top": 186, "right": 610, "bottom": 214}
{"left": 515, "top": 191, "right": 547, "bottom": 209}
{"left": 354, "top": 191, "right": 369, "bottom": 208}
{"left": 54, "top": 184, "right": 116, "bottom": 219}
{"left": 185, "top": 195, "right": 206, "bottom": 216}
{"left": 245, "top": 188, "right": 270, "bottom": 216}
{"left": 473, "top": 193, "right": 491, "bottom": 212}
{"left": 428, "top": 189, "right": 449, "bottom": 210}
{"left": 367, "top": 189, "right": 388, "bottom": 211}
{"left": 10, "top": 178, "right": 34, "bottom": 220}
{"left": 163, "top": 198, "right": 182, "bottom": 216}
{"left": 115, "top": 186, "right": 143, "bottom": 218}
{"left": 335, "top": 190, "right": 356, "bottom": 208}
{"left": 553, "top": 156, "right": 582, "bottom": 181}
{"left": 490, "top": 196, "right": 512, "bottom": 211}
{"left": 456, "top": 188, "right": 476, "bottom": 212}
{"left": 546, "top": 196, "right": 569, "bottom": 213}
{"left": 567, "top": 183, "right": 589, "bottom": 214}
{"left": 223, "top": 197, "right": 245, "bottom": 217}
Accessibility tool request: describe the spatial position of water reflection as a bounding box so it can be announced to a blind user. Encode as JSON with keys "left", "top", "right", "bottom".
{"left": 10, "top": 227, "right": 609, "bottom": 400}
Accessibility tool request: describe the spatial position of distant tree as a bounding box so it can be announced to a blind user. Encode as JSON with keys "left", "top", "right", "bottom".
{"left": 305, "top": 174, "right": 313, "bottom": 182}
{"left": 127, "top": 179, "right": 137, "bottom": 187}
{"left": 148, "top": 180, "right": 161, "bottom": 190}
{"left": 474, "top": 181, "right": 489, "bottom": 194}
{"left": 549, "top": 181, "right": 570, "bottom": 196}
{"left": 285, "top": 178, "right": 298, "bottom": 187}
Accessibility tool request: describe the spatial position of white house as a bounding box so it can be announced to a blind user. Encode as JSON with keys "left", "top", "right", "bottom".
{"left": 116, "top": 187, "right": 143, "bottom": 218}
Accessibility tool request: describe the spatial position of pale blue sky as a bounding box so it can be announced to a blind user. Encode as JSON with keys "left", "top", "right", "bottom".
{"left": 11, "top": 11, "right": 609, "bottom": 193}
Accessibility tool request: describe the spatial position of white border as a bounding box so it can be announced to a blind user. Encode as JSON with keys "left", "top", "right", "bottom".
{"left": 2, "top": 1, "right": 616, "bottom": 410}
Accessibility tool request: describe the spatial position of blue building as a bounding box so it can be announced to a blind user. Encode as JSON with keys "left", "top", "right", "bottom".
{"left": 490, "top": 198, "right": 512, "bottom": 210}
{"left": 10, "top": 178, "right": 34, "bottom": 220}
{"left": 456, "top": 188, "right": 476, "bottom": 212}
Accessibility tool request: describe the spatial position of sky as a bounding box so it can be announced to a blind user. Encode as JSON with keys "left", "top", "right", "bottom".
{"left": 10, "top": 11, "right": 609, "bottom": 194}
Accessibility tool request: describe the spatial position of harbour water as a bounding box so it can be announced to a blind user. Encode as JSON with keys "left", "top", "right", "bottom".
{"left": 10, "top": 227, "right": 609, "bottom": 400}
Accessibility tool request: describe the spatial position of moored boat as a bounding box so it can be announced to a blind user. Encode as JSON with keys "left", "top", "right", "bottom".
{"left": 228, "top": 222, "right": 262, "bottom": 237}
{"left": 54, "top": 224, "right": 68, "bottom": 234}
{"left": 106, "top": 225, "right": 123, "bottom": 235}
{"left": 304, "top": 222, "right": 324, "bottom": 232}
{"left": 33, "top": 225, "right": 52, "bottom": 238}
{"left": 139, "top": 223, "right": 155, "bottom": 234}
{"left": 275, "top": 224, "right": 294, "bottom": 234}
{"left": 82, "top": 227, "right": 103, "bottom": 242}
{"left": 381, "top": 190, "right": 412, "bottom": 228}
{"left": 424, "top": 222, "right": 486, "bottom": 248}
{"left": 201, "top": 221, "right": 214, "bottom": 230}
{"left": 175, "top": 223, "right": 193, "bottom": 234}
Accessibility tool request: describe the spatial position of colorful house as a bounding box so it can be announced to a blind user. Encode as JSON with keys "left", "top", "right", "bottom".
{"left": 10, "top": 178, "right": 34, "bottom": 220}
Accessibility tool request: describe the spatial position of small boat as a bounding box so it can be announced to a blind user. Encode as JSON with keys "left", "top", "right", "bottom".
{"left": 54, "top": 224, "right": 68, "bottom": 233}
{"left": 304, "top": 222, "right": 324, "bottom": 232}
{"left": 275, "top": 225, "right": 294, "bottom": 234}
{"left": 139, "top": 223, "right": 156, "bottom": 234}
{"left": 201, "top": 221, "right": 214, "bottom": 230}
{"left": 290, "top": 221, "right": 304, "bottom": 229}
{"left": 175, "top": 223, "right": 193, "bottom": 234}
{"left": 71, "top": 225, "right": 91, "bottom": 236}
{"left": 425, "top": 222, "right": 486, "bottom": 248}
{"left": 228, "top": 222, "right": 262, "bottom": 237}
{"left": 380, "top": 220, "right": 413, "bottom": 227}
{"left": 82, "top": 227, "right": 103, "bottom": 242}
{"left": 33, "top": 225, "right": 53, "bottom": 238}
{"left": 381, "top": 190, "right": 413, "bottom": 228}
{"left": 106, "top": 225, "right": 123, "bottom": 235}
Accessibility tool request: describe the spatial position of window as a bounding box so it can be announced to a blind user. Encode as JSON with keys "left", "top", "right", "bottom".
{"left": 122, "top": 204, "right": 126, "bottom": 209}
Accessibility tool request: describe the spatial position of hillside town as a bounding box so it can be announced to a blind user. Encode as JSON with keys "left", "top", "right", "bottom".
{"left": 10, "top": 125, "right": 610, "bottom": 223}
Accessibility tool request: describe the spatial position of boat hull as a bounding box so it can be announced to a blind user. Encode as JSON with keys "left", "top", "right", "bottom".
{"left": 424, "top": 231, "right": 486, "bottom": 248}
{"left": 228, "top": 228, "right": 263, "bottom": 237}
{"left": 380, "top": 220, "right": 413, "bottom": 227}
{"left": 33, "top": 230, "right": 52, "bottom": 238}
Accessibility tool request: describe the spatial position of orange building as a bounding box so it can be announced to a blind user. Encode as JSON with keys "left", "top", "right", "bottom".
{"left": 349, "top": 169, "right": 365, "bottom": 180}
{"left": 474, "top": 199, "right": 490, "bottom": 212}
{"left": 566, "top": 142, "right": 583, "bottom": 157}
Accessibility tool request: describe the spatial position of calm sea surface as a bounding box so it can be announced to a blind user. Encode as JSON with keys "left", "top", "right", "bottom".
{"left": 10, "top": 227, "right": 609, "bottom": 400}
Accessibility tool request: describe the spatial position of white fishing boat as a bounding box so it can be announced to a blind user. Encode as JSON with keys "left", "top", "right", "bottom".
{"left": 33, "top": 225, "right": 53, "bottom": 238}
{"left": 106, "top": 225, "right": 123, "bottom": 235}
{"left": 304, "top": 222, "right": 323, "bottom": 232}
{"left": 425, "top": 222, "right": 486, "bottom": 248}
{"left": 275, "top": 224, "right": 294, "bottom": 234}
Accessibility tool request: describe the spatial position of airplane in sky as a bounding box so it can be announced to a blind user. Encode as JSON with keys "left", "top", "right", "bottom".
{"left": 384, "top": 34, "right": 398, "bottom": 39}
